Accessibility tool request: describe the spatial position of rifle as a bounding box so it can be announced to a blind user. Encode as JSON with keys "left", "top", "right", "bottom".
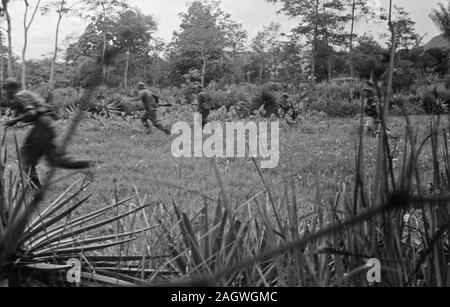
{"left": 125, "top": 92, "right": 174, "bottom": 108}
{"left": 152, "top": 93, "right": 174, "bottom": 107}
{"left": 157, "top": 102, "right": 173, "bottom": 107}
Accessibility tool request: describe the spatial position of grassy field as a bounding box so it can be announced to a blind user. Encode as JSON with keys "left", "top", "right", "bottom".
{"left": 1, "top": 109, "right": 448, "bottom": 286}
{"left": 2, "top": 112, "right": 438, "bottom": 216}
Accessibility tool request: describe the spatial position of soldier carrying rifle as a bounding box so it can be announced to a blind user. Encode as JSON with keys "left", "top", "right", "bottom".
{"left": 2, "top": 79, "right": 93, "bottom": 188}
{"left": 128, "top": 82, "right": 171, "bottom": 135}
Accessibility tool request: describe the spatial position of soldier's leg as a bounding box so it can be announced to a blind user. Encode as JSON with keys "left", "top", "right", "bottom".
{"left": 141, "top": 111, "right": 152, "bottom": 133}
{"left": 20, "top": 127, "right": 45, "bottom": 188}
{"left": 41, "top": 123, "right": 91, "bottom": 170}
{"left": 46, "top": 148, "right": 91, "bottom": 170}
{"left": 201, "top": 110, "right": 210, "bottom": 129}
{"left": 141, "top": 112, "right": 151, "bottom": 129}
{"left": 148, "top": 111, "right": 170, "bottom": 135}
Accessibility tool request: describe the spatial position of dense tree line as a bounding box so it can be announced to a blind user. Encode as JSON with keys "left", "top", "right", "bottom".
{"left": 1, "top": 0, "right": 450, "bottom": 94}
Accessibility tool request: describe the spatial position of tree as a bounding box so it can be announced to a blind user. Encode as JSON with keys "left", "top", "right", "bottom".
{"left": 65, "top": 19, "right": 116, "bottom": 63}
{"left": 385, "top": 5, "right": 420, "bottom": 50}
{"left": 268, "top": 0, "right": 350, "bottom": 81}
{"left": 41, "top": 0, "right": 81, "bottom": 89}
{"left": 251, "top": 31, "right": 270, "bottom": 82}
{"left": 65, "top": 7, "right": 157, "bottom": 87}
{"left": 169, "top": 1, "right": 226, "bottom": 88}
{"left": 346, "top": 0, "right": 372, "bottom": 77}
{"left": 0, "top": 0, "right": 14, "bottom": 77}
{"left": 222, "top": 19, "right": 247, "bottom": 82}
{"left": 279, "top": 36, "right": 306, "bottom": 84}
{"left": 430, "top": 2, "right": 450, "bottom": 41}
{"left": 146, "top": 37, "right": 167, "bottom": 86}
{"left": 0, "top": 30, "right": 4, "bottom": 99}
{"left": 115, "top": 9, "right": 156, "bottom": 87}
{"left": 21, "top": 0, "right": 42, "bottom": 89}
{"left": 422, "top": 47, "right": 450, "bottom": 76}
{"left": 352, "top": 34, "right": 387, "bottom": 80}
{"left": 250, "top": 22, "right": 282, "bottom": 82}
{"left": 430, "top": 2, "right": 450, "bottom": 68}
{"left": 79, "top": 0, "right": 128, "bottom": 83}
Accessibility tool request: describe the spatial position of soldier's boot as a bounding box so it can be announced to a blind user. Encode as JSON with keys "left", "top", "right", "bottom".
{"left": 141, "top": 118, "right": 153, "bottom": 134}
{"left": 201, "top": 118, "right": 209, "bottom": 129}
{"left": 49, "top": 154, "right": 93, "bottom": 170}
{"left": 151, "top": 119, "right": 170, "bottom": 136}
{"left": 20, "top": 138, "right": 43, "bottom": 190}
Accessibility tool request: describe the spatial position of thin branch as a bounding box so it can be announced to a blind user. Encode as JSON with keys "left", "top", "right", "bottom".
{"left": 25, "top": 0, "right": 42, "bottom": 30}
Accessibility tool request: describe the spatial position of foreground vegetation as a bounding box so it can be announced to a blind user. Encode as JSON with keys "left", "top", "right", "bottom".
{"left": 0, "top": 110, "right": 449, "bottom": 286}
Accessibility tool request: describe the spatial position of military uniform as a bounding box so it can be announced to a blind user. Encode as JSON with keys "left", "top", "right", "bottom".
{"left": 279, "top": 94, "right": 297, "bottom": 125}
{"left": 137, "top": 89, "right": 170, "bottom": 135}
{"left": 279, "top": 94, "right": 293, "bottom": 116}
{"left": 363, "top": 88, "right": 381, "bottom": 136}
{"left": 11, "top": 90, "right": 91, "bottom": 187}
{"left": 197, "top": 92, "right": 211, "bottom": 128}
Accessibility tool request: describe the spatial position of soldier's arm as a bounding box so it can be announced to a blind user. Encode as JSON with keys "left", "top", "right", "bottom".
{"left": 4, "top": 95, "right": 38, "bottom": 127}
{"left": 3, "top": 109, "right": 37, "bottom": 127}
{"left": 129, "top": 96, "right": 141, "bottom": 102}
{"left": 129, "top": 91, "right": 144, "bottom": 102}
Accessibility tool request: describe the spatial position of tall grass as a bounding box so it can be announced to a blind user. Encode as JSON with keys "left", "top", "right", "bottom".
{"left": 145, "top": 112, "right": 449, "bottom": 287}
{"left": 1, "top": 98, "right": 449, "bottom": 287}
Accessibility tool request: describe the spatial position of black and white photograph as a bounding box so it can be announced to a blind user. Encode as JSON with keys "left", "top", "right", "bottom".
{"left": 0, "top": 0, "right": 449, "bottom": 293}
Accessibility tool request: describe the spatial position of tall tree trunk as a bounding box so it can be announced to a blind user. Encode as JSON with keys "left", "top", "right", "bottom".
{"left": 142, "top": 55, "right": 146, "bottom": 83}
{"left": 310, "top": 0, "right": 320, "bottom": 82}
{"left": 328, "top": 56, "right": 332, "bottom": 81}
{"left": 21, "top": 5, "right": 29, "bottom": 89}
{"left": 273, "top": 54, "right": 278, "bottom": 80}
{"left": 101, "top": 2, "right": 107, "bottom": 84}
{"left": 201, "top": 48, "right": 206, "bottom": 89}
{"left": 374, "top": 0, "right": 396, "bottom": 208}
{"left": 50, "top": 13, "right": 63, "bottom": 89}
{"left": 232, "top": 45, "right": 238, "bottom": 82}
{"left": 124, "top": 50, "right": 130, "bottom": 88}
{"left": 3, "top": 0, "right": 13, "bottom": 78}
{"left": 349, "top": 0, "right": 356, "bottom": 78}
{"left": 323, "top": 5, "right": 332, "bottom": 82}
{"left": 0, "top": 31, "right": 4, "bottom": 100}
{"left": 21, "top": 0, "right": 41, "bottom": 89}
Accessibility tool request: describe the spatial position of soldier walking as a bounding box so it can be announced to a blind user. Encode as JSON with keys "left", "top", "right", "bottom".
{"left": 363, "top": 83, "right": 394, "bottom": 138}
{"left": 129, "top": 82, "right": 171, "bottom": 135}
{"left": 2, "top": 79, "right": 92, "bottom": 188}
{"left": 196, "top": 91, "right": 211, "bottom": 128}
{"left": 363, "top": 86, "right": 381, "bottom": 137}
{"left": 279, "top": 93, "right": 297, "bottom": 126}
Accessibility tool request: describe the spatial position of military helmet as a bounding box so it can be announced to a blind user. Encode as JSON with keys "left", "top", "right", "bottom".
{"left": 2, "top": 78, "right": 21, "bottom": 90}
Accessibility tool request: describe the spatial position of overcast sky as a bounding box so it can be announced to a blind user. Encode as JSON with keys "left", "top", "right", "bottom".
{"left": 1, "top": 0, "right": 445, "bottom": 59}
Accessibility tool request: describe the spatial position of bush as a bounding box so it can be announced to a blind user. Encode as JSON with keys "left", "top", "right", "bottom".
{"left": 314, "top": 80, "right": 366, "bottom": 103}
{"left": 251, "top": 87, "right": 278, "bottom": 117}
{"left": 298, "top": 109, "right": 328, "bottom": 122}
{"left": 309, "top": 99, "right": 360, "bottom": 118}
{"left": 421, "top": 89, "right": 450, "bottom": 114}
{"left": 390, "top": 94, "right": 425, "bottom": 116}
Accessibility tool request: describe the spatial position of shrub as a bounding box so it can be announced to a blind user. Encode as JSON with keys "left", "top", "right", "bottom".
{"left": 314, "top": 80, "right": 366, "bottom": 103}
{"left": 309, "top": 99, "right": 360, "bottom": 118}
{"left": 421, "top": 89, "right": 450, "bottom": 114}
{"left": 390, "top": 94, "right": 426, "bottom": 116}
{"left": 251, "top": 87, "right": 278, "bottom": 117}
